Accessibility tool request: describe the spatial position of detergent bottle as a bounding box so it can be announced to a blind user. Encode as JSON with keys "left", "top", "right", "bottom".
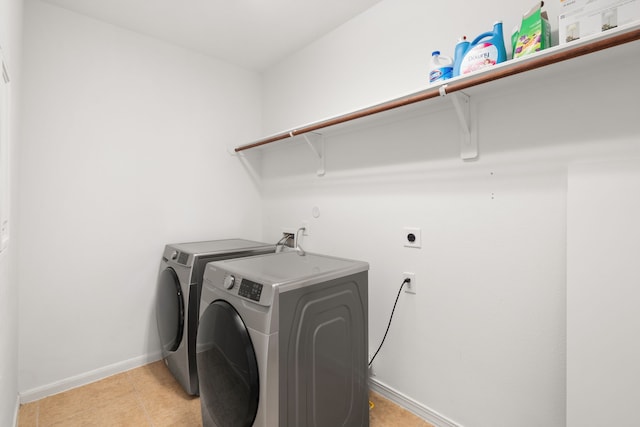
{"left": 453, "top": 36, "right": 469, "bottom": 77}
{"left": 428, "top": 51, "right": 453, "bottom": 84}
{"left": 457, "top": 21, "right": 507, "bottom": 75}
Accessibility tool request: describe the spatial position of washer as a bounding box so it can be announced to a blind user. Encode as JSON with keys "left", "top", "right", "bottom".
{"left": 196, "top": 251, "right": 369, "bottom": 427}
{"left": 156, "top": 239, "right": 275, "bottom": 396}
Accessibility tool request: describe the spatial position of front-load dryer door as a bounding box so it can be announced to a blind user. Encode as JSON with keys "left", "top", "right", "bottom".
{"left": 156, "top": 267, "right": 184, "bottom": 356}
{"left": 196, "top": 300, "right": 259, "bottom": 427}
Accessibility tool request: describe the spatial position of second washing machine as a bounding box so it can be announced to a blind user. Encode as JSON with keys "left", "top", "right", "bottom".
{"left": 196, "top": 250, "right": 369, "bottom": 427}
{"left": 155, "top": 239, "right": 275, "bottom": 395}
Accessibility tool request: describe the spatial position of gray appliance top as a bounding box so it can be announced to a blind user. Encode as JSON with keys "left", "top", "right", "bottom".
{"left": 208, "top": 251, "right": 369, "bottom": 291}
{"left": 167, "top": 239, "right": 273, "bottom": 256}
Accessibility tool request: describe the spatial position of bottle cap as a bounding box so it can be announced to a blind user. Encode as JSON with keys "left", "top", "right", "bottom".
{"left": 432, "top": 51, "right": 440, "bottom": 56}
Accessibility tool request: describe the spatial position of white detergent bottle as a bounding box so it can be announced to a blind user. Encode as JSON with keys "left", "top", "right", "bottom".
{"left": 429, "top": 51, "right": 453, "bottom": 85}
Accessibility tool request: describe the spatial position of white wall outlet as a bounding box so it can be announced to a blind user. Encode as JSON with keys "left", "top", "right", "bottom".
{"left": 403, "top": 227, "right": 421, "bottom": 248}
{"left": 403, "top": 272, "right": 416, "bottom": 294}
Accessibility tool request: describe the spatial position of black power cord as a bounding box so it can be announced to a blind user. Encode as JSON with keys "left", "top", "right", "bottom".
{"left": 368, "top": 277, "right": 410, "bottom": 367}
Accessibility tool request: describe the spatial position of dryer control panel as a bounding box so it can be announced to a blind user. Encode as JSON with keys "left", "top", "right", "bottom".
{"left": 238, "top": 279, "right": 263, "bottom": 302}
{"left": 203, "top": 265, "right": 275, "bottom": 307}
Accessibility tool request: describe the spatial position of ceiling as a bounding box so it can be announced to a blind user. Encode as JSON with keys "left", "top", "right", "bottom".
{"left": 41, "top": 0, "right": 383, "bottom": 71}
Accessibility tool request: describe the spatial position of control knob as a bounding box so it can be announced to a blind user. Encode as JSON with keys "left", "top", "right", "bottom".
{"left": 223, "top": 275, "right": 236, "bottom": 290}
{"left": 170, "top": 251, "right": 178, "bottom": 260}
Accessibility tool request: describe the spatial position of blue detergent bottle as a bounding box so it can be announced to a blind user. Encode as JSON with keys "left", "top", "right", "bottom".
{"left": 429, "top": 51, "right": 454, "bottom": 84}
{"left": 457, "top": 21, "right": 507, "bottom": 76}
{"left": 453, "top": 36, "right": 469, "bottom": 77}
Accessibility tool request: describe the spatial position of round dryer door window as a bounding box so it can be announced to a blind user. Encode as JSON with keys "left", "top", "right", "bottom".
{"left": 156, "top": 268, "right": 184, "bottom": 354}
{"left": 197, "top": 300, "right": 259, "bottom": 427}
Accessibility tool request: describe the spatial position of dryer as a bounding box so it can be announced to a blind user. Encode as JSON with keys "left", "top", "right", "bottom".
{"left": 196, "top": 251, "right": 369, "bottom": 427}
{"left": 156, "top": 239, "right": 275, "bottom": 395}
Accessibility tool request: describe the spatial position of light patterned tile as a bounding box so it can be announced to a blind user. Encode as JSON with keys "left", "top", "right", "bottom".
{"left": 127, "top": 360, "right": 177, "bottom": 389}
{"left": 18, "top": 401, "right": 39, "bottom": 427}
{"left": 25, "top": 363, "right": 434, "bottom": 427}
{"left": 134, "top": 374, "right": 201, "bottom": 427}
{"left": 369, "top": 391, "right": 434, "bottom": 427}
{"left": 44, "top": 392, "right": 150, "bottom": 427}
{"left": 38, "top": 372, "right": 136, "bottom": 426}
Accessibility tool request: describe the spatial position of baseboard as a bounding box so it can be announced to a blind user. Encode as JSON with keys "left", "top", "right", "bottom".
{"left": 369, "top": 376, "right": 463, "bottom": 427}
{"left": 12, "top": 393, "right": 19, "bottom": 427}
{"left": 19, "top": 351, "right": 162, "bottom": 403}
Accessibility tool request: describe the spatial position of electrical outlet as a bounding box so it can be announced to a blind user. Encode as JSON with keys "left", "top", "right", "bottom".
{"left": 403, "top": 227, "right": 421, "bottom": 248}
{"left": 403, "top": 272, "right": 416, "bottom": 294}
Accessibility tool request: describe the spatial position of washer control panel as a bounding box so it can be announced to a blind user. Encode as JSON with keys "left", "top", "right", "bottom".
{"left": 223, "top": 275, "right": 235, "bottom": 289}
{"left": 206, "top": 268, "right": 274, "bottom": 307}
{"left": 238, "top": 279, "right": 263, "bottom": 302}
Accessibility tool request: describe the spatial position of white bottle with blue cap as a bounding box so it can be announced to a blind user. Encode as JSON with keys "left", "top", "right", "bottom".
{"left": 429, "top": 51, "right": 454, "bottom": 85}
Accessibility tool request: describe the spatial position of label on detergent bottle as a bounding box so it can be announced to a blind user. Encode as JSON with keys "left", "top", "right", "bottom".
{"left": 459, "top": 43, "right": 499, "bottom": 75}
{"left": 429, "top": 67, "right": 453, "bottom": 83}
{"left": 428, "top": 51, "right": 453, "bottom": 84}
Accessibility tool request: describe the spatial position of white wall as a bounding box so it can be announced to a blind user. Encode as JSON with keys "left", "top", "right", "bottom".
{"left": 0, "top": 0, "right": 22, "bottom": 423}
{"left": 262, "top": 0, "right": 562, "bottom": 135}
{"left": 260, "top": 1, "right": 640, "bottom": 426}
{"left": 567, "top": 158, "right": 640, "bottom": 427}
{"left": 13, "top": 0, "right": 640, "bottom": 425}
{"left": 18, "top": 0, "right": 263, "bottom": 399}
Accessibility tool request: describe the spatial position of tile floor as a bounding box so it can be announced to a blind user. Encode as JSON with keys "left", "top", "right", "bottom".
{"left": 18, "top": 361, "right": 433, "bottom": 427}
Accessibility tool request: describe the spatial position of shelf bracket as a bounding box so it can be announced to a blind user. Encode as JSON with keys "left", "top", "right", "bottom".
{"left": 301, "top": 132, "right": 325, "bottom": 176}
{"left": 449, "top": 91, "right": 478, "bottom": 160}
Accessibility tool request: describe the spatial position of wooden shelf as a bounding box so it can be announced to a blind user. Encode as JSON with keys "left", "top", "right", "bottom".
{"left": 235, "top": 22, "right": 640, "bottom": 154}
